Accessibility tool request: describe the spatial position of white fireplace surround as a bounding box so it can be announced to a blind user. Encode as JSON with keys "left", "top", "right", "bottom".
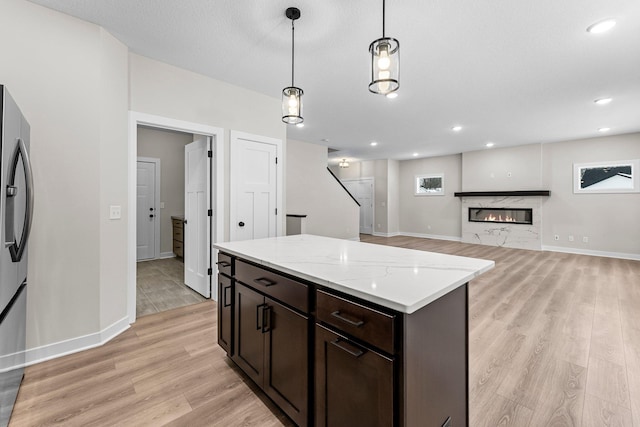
{"left": 461, "top": 196, "right": 543, "bottom": 250}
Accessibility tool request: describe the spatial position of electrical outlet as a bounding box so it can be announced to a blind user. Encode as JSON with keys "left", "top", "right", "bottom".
{"left": 583, "top": 236, "right": 589, "bottom": 243}
{"left": 554, "top": 235, "right": 559, "bottom": 241}
{"left": 507, "top": 172, "right": 512, "bottom": 177}
{"left": 568, "top": 235, "right": 574, "bottom": 242}
{"left": 427, "top": 225, "right": 432, "bottom": 230}
{"left": 109, "top": 205, "right": 121, "bottom": 220}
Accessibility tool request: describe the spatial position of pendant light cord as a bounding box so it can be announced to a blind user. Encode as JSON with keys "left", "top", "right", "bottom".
{"left": 382, "top": 0, "right": 386, "bottom": 37}
{"left": 291, "top": 19, "right": 295, "bottom": 87}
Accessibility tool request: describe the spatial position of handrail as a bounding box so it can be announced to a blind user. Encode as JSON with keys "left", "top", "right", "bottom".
{"left": 326, "top": 168, "right": 360, "bottom": 207}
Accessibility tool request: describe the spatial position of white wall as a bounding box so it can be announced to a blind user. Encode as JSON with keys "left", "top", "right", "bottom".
{"left": 0, "top": 0, "right": 129, "bottom": 350}
{"left": 137, "top": 127, "right": 193, "bottom": 254}
{"left": 128, "top": 54, "right": 287, "bottom": 242}
{"left": 462, "top": 144, "right": 543, "bottom": 191}
{"left": 399, "top": 154, "right": 462, "bottom": 239}
{"left": 541, "top": 133, "right": 640, "bottom": 256}
{"left": 387, "top": 160, "right": 400, "bottom": 235}
{"left": 287, "top": 140, "right": 359, "bottom": 239}
{"left": 331, "top": 159, "right": 390, "bottom": 235}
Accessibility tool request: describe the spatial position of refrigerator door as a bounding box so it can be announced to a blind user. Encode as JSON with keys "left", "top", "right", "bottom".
{"left": 0, "top": 87, "right": 20, "bottom": 313}
{"left": 0, "top": 283, "right": 26, "bottom": 427}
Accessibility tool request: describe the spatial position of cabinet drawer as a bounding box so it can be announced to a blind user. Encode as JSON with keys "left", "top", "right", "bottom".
{"left": 173, "top": 241, "right": 183, "bottom": 258}
{"left": 173, "top": 225, "right": 184, "bottom": 242}
{"left": 171, "top": 218, "right": 183, "bottom": 228}
{"left": 316, "top": 289, "right": 395, "bottom": 354}
{"left": 236, "top": 260, "right": 309, "bottom": 313}
{"left": 217, "top": 252, "right": 233, "bottom": 277}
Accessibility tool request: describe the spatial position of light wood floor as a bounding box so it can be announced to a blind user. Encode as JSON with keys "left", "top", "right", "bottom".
{"left": 10, "top": 236, "right": 640, "bottom": 426}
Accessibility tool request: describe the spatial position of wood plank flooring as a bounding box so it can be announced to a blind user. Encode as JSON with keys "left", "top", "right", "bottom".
{"left": 9, "top": 235, "right": 640, "bottom": 426}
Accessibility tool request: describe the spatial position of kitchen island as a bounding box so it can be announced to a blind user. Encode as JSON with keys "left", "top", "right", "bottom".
{"left": 214, "top": 234, "right": 494, "bottom": 427}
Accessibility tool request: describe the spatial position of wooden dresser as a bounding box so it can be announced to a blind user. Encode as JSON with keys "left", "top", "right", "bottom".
{"left": 171, "top": 216, "right": 184, "bottom": 260}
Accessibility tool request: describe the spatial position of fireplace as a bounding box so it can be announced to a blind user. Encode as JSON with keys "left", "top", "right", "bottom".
{"left": 469, "top": 207, "right": 533, "bottom": 225}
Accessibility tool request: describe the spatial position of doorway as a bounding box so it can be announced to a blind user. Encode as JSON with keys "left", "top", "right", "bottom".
{"left": 128, "top": 112, "right": 224, "bottom": 323}
{"left": 342, "top": 178, "right": 374, "bottom": 235}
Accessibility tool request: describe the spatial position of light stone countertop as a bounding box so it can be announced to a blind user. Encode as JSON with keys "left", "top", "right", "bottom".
{"left": 214, "top": 234, "right": 495, "bottom": 314}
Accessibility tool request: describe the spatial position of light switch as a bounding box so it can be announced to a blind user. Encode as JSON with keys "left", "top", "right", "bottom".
{"left": 109, "top": 205, "right": 121, "bottom": 220}
{"left": 160, "top": 202, "right": 165, "bottom": 209}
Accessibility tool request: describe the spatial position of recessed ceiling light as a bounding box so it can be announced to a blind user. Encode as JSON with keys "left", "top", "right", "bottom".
{"left": 412, "top": 153, "right": 419, "bottom": 157}
{"left": 321, "top": 138, "right": 330, "bottom": 142}
{"left": 296, "top": 123, "right": 304, "bottom": 128}
{"left": 587, "top": 19, "right": 616, "bottom": 34}
{"left": 452, "top": 125, "right": 462, "bottom": 132}
{"left": 594, "top": 98, "right": 612, "bottom": 105}
{"left": 485, "top": 142, "right": 495, "bottom": 148}
{"left": 598, "top": 127, "right": 611, "bottom": 132}
{"left": 370, "top": 141, "right": 378, "bottom": 146}
{"left": 386, "top": 92, "right": 398, "bottom": 99}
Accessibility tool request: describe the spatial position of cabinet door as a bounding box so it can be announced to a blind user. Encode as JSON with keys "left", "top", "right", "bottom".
{"left": 315, "top": 324, "right": 394, "bottom": 427}
{"left": 217, "top": 274, "right": 233, "bottom": 354}
{"left": 232, "top": 282, "right": 266, "bottom": 385}
{"left": 264, "top": 298, "right": 309, "bottom": 427}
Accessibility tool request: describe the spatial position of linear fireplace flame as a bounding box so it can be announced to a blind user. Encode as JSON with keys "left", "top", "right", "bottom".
{"left": 469, "top": 208, "right": 533, "bottom": 225}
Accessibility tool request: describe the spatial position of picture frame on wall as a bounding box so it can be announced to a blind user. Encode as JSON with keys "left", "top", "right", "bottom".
{"left": 415, "top": 173, "right": 444, "bottom": 196}
{"left": 573, "top": 159, "right": 640, "bottom": 194}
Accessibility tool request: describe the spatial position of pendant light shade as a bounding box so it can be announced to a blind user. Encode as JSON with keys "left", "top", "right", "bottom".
{"left": 339, "top": 159, "right": 350, "bottom": 168}
{"left": 369, "top": 0, "right": 399, "bottom": 95}
{"left": 282, "top": 7, "right": 303, "bottom": 124}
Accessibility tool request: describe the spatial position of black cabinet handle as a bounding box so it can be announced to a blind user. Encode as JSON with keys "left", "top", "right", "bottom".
{"left": 216, "top": 261, "right": 231, "bottom": 268}
{"left": 262, "top": 306, "right": 271, "bottom": 334}
{"left": 256, "top": 303, "right": 267, "bottom": 330}
{"left": 222, "top": 285, "right": 231, "bottom": 307}
{"left": 330, "top": 339, "right": 364, "bottom": 358}
{"left": 253, "top": 277, "right": 277, "bottom": 287}
{"left": 331, "top": 311, "right": 364, "bottom": 327}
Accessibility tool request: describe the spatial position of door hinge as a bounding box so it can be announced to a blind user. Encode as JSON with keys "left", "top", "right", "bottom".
{"left": 275, "top": 208, "right": 278, "bottom": 215}
{"left": 207, "top": 150, "right": 212, "bottom": 158}
{"left": 275, "top": 157, "right": 278, "bottom": 164}
{"left": 208, "top": 209, "right": 213, "bottom": 216}
{"left": 207, "top": 267, "right": 213, "bottom": 276}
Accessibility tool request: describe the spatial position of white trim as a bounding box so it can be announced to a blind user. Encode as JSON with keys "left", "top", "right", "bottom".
{"left": 372, "top": 231, "right": 400, "bottom": 238}
{"left": 20, "top": 316, "right": 130, "bottom": 369}
{"left": 128, "top": 111, "right": 224, "bottom": 323}
{"left": 542, "top": 245, "right": 640, "bottom": 261}
{"left": 229, "top": 130, "right": 283, "bottom": 240}
{"left": 136, "top": 157, "right": 161, "bottom": 260}
{"left": 159, "top": 251, "right": 175, "bottom": 259}
{"left": 399, "top": 231, "right": 462, "bottom": 242}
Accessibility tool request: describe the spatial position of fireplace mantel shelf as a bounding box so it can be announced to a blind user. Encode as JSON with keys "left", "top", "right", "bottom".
{"left": 454, "top": 190, "right": 550, "bottom": 197}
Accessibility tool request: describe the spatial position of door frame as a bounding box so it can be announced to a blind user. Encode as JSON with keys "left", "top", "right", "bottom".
{"left": 229, "top": 130, "right": 283, "bottom": 240}
{"left": 128, "top": 111, "right": 224, "bottom": 323}
{"left": 341, "top": 177, "right": 375, "bottom": 235}
{"left": 136, "top": 157, "right": 161, "bottom": 260}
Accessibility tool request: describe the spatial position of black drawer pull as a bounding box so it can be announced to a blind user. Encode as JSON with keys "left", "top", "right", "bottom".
{"left": 253, "top": 277, "right": 277, "bottom": 287}
{"left": 262, "top": 306, "right": 271, "bottom": 334}
{"left": 331, "top": 310, "right": 364, "bottom": 327}
{"left": 331, "top": 339, "right": 364, "bottom": 358}
{"left": 256, "top": 303, "right": 267, "bottom": 330}
{"left": 216, "top": 261, "right": 231, "bottom": 268}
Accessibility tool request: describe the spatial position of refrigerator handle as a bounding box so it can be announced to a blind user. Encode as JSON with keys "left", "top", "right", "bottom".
{"left": 6, "top": 138, "right": 34, "bottom": 262}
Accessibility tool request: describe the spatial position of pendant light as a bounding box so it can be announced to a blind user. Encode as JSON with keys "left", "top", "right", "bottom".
{"left": 369, "top": 0, "right": 399, "bottom": 96}
{"left": 339, "top": 159, "right": 350, "bottom": 168}
{"left": 282, "top": 7, "right": 303, "bottom": 124}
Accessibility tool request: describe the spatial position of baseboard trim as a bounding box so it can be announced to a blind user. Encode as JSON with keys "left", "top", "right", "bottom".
{"left": 399, "top": 231, "right": 462, "bottom": 242}
{"left": 159, "top": 252, "right": 175, "bottom": 259}
{"left": 541, "top": 245, "right": 640, "bottom": 261}
{"left": 372, "top": 231, "right": 401, "bottom": 237}
{"left": 23, "top": 316, "right": 130, "bottom": 368}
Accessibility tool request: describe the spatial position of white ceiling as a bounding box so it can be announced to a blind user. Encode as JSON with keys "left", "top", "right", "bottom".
{"left": 28, "top": 0, "right": 640, "bottom": 164}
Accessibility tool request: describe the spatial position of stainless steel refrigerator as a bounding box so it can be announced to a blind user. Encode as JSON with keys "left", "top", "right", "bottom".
{"left": 0, "top": 85, "right": 33, "bottom": 427}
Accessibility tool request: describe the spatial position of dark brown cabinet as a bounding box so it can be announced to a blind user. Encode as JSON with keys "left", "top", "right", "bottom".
{"left": 218, "top": 252, "right": 469, "bottom": 427}
{"left": 231, "top": 278, "right": 309, "bottom": 426}
{"left": 315, "top": 324, "right": 394, "bottom": 427}
{"left": 217, "top": 273, "right": 233, "bottom": 354}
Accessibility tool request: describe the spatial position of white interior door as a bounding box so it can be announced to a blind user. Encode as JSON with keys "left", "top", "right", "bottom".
{"left": 230, "top": 134, "right": 278, "bottom": 242}
{"left": 343, "top": 178, "right": 374, "bottom": 235}
{"left": 136, "top": 160, "right": 157, "bottom": 260}
{"left": 184, "top": 138, "right": 211, "bottom": 298}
